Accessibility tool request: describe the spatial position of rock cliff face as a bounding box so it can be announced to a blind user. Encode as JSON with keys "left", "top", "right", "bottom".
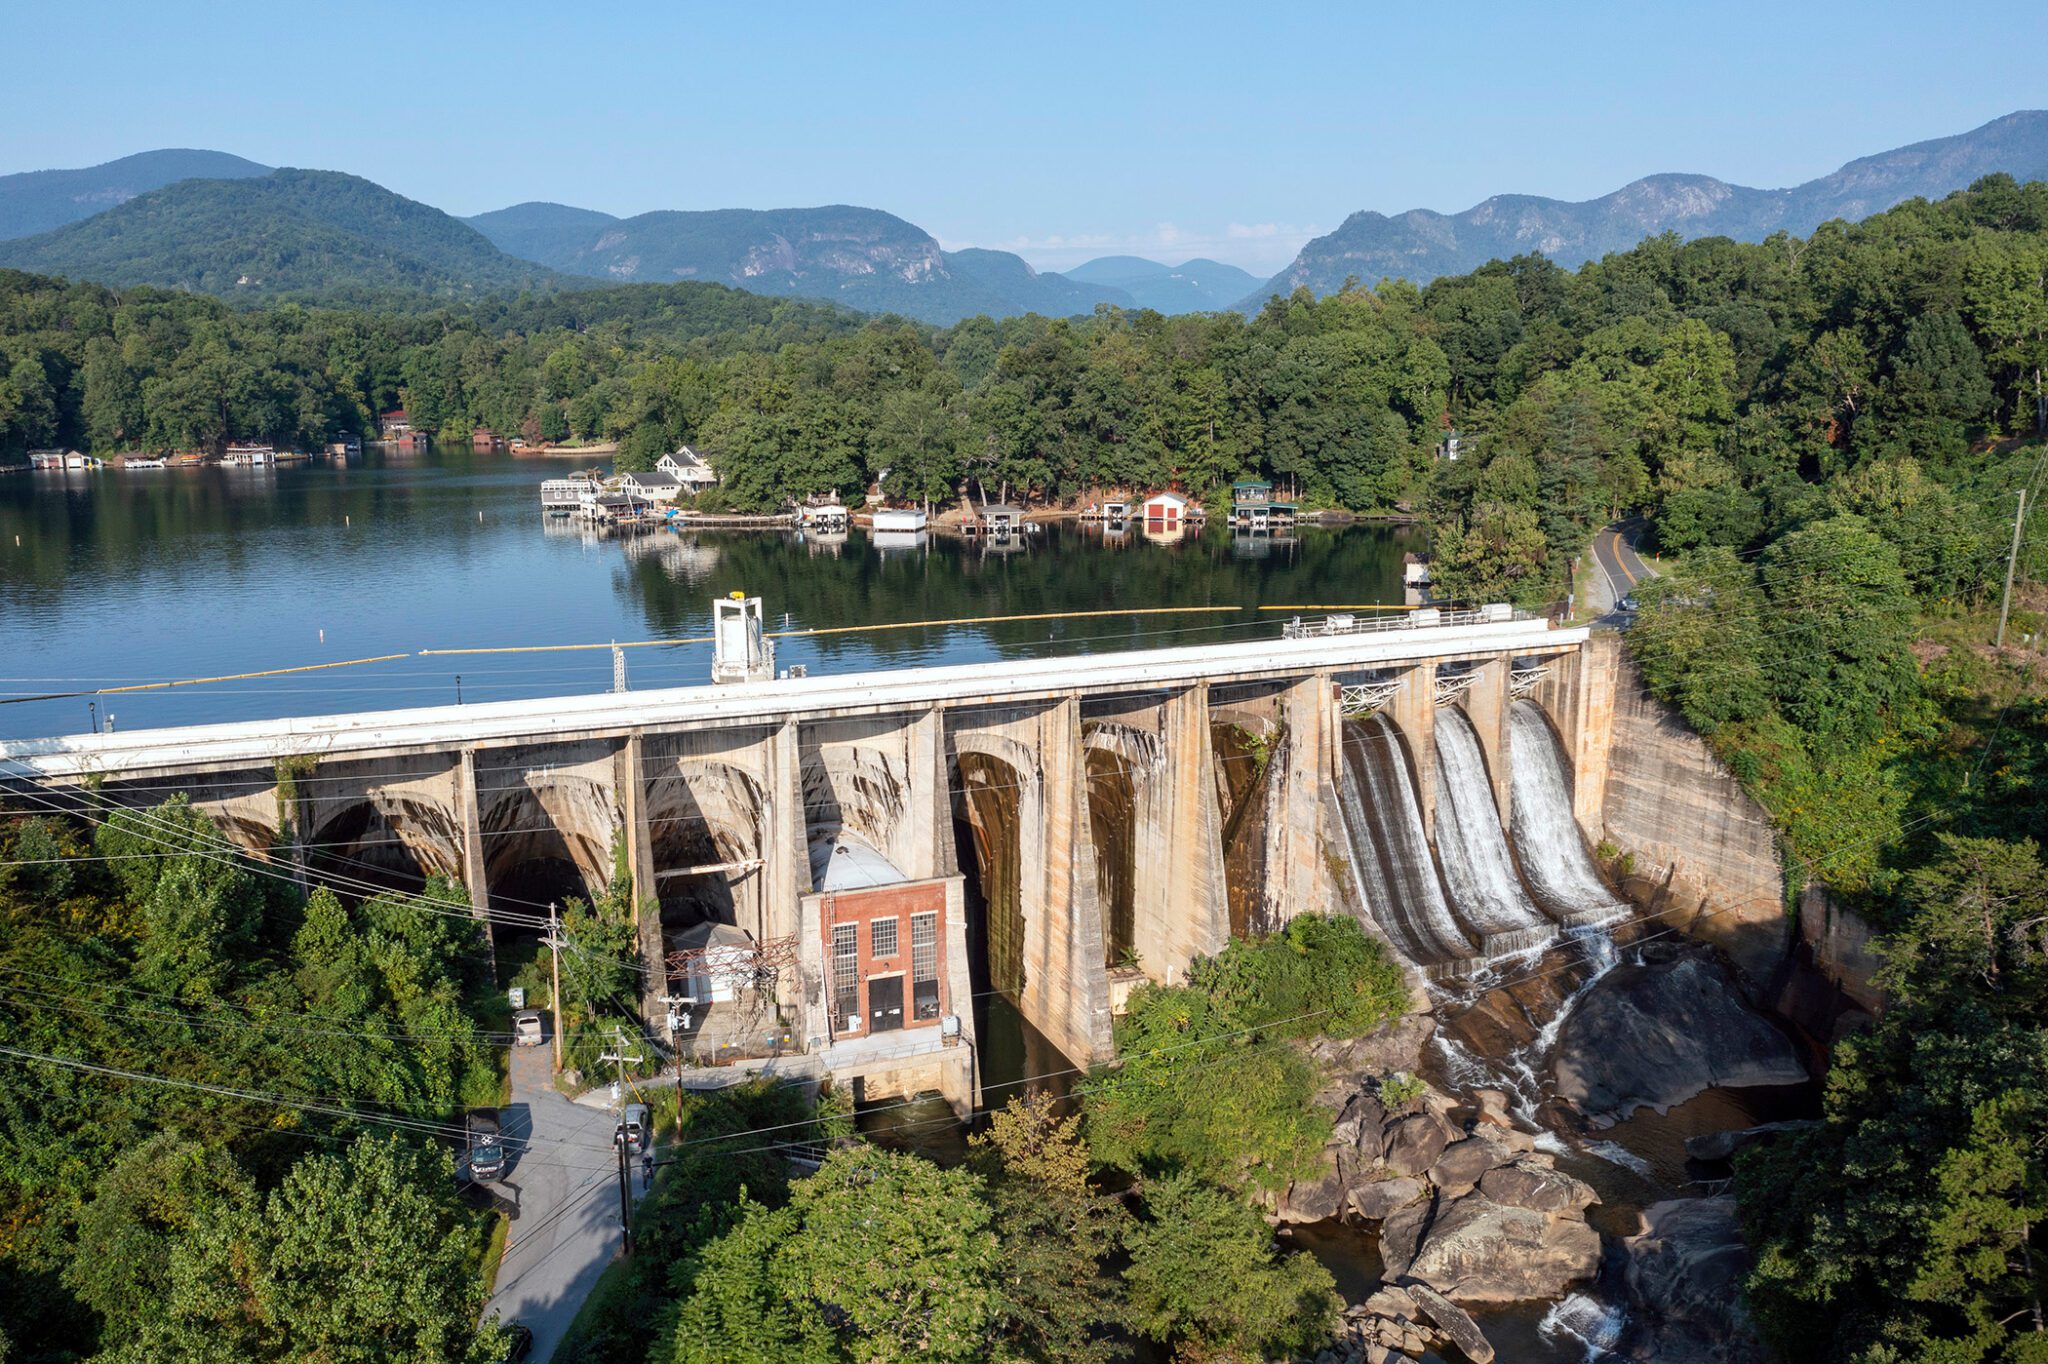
{"left": 1617, "top": 1198, "right": 1770, "bottom": 1364}
{"left": 1552, "top": 946, "right": 1809, "bottom": 1126}
{"left": 1594, "top": 636, "right": 1788, "bottom": 990}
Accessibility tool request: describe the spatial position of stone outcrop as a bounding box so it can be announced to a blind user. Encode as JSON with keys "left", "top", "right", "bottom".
{"left": 1319, "top": 1284, "right": 1495, "bottom": 1364}
{"left": 1617, "top": 1198, "right": 1769, "bottom": 1364}
{"left": 1553, "top": 945, "right": 1808, "bottom": 1126}
{"left": 1283, "top": 1071, "right": 1602, "bottom": 1311}
{"left": 1381, "top": 1193, "right": 1602, "bottom": 1304}
{"left": 1306, "top": 1012, "right": 1437, "bottom": 1080}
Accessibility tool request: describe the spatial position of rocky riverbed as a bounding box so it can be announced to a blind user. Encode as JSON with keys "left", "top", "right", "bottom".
{"left": 1278, "top": 935, "right": 1813, "bottom": 1364}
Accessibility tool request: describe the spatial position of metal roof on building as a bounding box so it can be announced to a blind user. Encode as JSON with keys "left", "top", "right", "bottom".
{"left": 809, "top": 831, "right": 909, "bottom": 892}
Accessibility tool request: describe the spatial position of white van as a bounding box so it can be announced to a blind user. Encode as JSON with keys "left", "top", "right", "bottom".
{"left": 614, "top": 1103, "right": 650, "bottom": 1154}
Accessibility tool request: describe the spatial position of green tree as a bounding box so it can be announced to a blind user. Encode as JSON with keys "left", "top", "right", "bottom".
{"left": 671, "top": 1147, "right": 1002, "bottom": 1364}
{"left": 969, "top": 1096, "right": 1132, "bottom": 1363}
{"left": 1759, "top": 514, "right": 1922, "bottom": 745}
{"left": 1429, "top": 500, "right": 1551, "bottom": 605}
{"left": 1123, "top": 1174, "right": 1339, "bottom": 1362}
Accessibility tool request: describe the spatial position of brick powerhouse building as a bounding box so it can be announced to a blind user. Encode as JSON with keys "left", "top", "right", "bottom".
{"left": 812, "top": 835, "right": 951, "bottom": 1036}
{"left": 804, "top": 832, "right": 974, "bottom": 1109}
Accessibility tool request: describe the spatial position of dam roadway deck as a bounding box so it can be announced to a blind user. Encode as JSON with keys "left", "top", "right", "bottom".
{"left": 0, "top": 612, "right": 1607, "bottom": 1117}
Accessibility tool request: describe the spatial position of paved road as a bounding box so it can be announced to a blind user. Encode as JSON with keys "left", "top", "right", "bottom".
{"left": 481, "top": 1044, "right": 634, "bottom": 1363}
{"left": 1590, "top": 519, "right": 1656, "bottom": 619}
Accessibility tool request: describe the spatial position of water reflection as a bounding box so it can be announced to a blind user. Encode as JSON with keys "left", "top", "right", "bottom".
{"left": 0, "top": 448, "right": 1421, "bottom": 737}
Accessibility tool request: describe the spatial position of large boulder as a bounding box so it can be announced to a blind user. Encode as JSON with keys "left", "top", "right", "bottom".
{"left": 1381, "top": 1192, "right": 1601, "bottom": 1305}
{"left": 1554, "top": 949, "right": 1809, "bottom": 1126}
{"left": 1617, "top": 1198, "right": 1768, "bottom": 1364}
{"left": 1478, "top": 1159, "right": 1598, "bottom": 1216}
{"left": 1307, "top": 1012, "right": 1437, "bottom": 1078}
{"left": 1426, "top": 1135, "right": 1507, "bottom": 1196}
{"left": 1280, "top": 1158, "right": 1351, "bottom": 1224}
{"left": 1405, "top": 1282, "right": 1496, "bottom": 1364}
{"left": 1334, "top": 1091, "right": 1388, "bottom": 1152}
{"left": 1382, "top": 1113, "right": 1451, "bottom": 1178}
{"left": 1348, "top": 1175, "right": 1426, "bottom": 1221}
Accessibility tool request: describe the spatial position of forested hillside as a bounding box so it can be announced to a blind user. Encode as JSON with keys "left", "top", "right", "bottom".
{"left": 0, "top": 170, "right": 559, "bottom": 301}
{"left": 0, "top": 149, "right": 271, "bottom": 240}
{"left": 0, "top": 803, "right": 517, "bottom": 1361}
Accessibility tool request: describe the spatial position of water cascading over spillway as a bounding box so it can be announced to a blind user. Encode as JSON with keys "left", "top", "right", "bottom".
{"left": 1336, "top": 714, "right": 1478, "bottom": 971}
{"left": 1508, "top": 699, "right": 1631, "bottom": 928}
{"left": 1432, "top": 707, "right": 1559, "bottom": 957}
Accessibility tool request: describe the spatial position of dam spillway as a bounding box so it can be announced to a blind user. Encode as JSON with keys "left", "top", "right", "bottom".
{"left": 1338, "top": 713, "right": 1479, "bottom": 970}
{"left": 1509, "top": 699, "right": 1630, "bottom": 928}
{"left": 1432, "top": 706, "right": 1559, "bottom": 957}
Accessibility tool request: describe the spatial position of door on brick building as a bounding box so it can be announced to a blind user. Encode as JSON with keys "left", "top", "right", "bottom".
{"left": 868, "top": 975, "right": 905, "bottom": 1032}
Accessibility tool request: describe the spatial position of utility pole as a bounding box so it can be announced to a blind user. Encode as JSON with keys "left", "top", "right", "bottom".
{"left": 547, "top": 901, "right": 564, "bottom": 1071}
{"left": 1997, "top": 489, "right": 2028, "bottom": 649}
{"left": 599, "top": 1028, "right": 644, "bottom": 1257}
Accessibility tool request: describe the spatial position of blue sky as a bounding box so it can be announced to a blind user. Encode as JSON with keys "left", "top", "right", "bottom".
{"left": 4, "top": 1, "right": 2044, "bottom": 274}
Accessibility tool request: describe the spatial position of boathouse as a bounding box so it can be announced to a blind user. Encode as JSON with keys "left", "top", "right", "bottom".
{"left": 1142, "top": 491, "right": 1191, "bottom": 526}
{"left": 1230, "top": 479, "right": 1297, "bottom": 531}
{"left": 976, "top": 504, "right": 1024, "bottom": 536}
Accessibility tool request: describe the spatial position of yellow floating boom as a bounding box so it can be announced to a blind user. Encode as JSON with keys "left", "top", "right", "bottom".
{"left": 418, "top": 605, "right": 1244, "bottom": 657}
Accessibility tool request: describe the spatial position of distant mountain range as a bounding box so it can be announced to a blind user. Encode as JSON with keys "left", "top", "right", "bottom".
{"left": 0, "top": 169, "right": 554, "bottom": 299}
{"left": 1060, "top": 255, "right": 1262, "bottom": 312}
{"left": 463, "top": 200, "right": 1128, "bottom": 322}
{"left": 1248, "top": 110, "right": 2048, "bottom": 303}
{"left": 1, "top": 112, "right": 2044, "bottom": 321}
{"left": 0, "top": 148, "right": 270, "bottom": 240}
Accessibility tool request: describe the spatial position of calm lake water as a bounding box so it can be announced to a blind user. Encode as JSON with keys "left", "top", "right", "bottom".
{"left": 0, "top": 449, "right": 1422, "bottom": 740}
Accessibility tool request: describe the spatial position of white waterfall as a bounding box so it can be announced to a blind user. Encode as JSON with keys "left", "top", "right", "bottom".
{"left": 1337, "top": 714, "right": 1477, "bottom": 970}
{"left": 1433, "top": 707, "right": 1559, "bottom": 956}
{"left": 1509, "top": 700, "right": 1630, "bottom": 927}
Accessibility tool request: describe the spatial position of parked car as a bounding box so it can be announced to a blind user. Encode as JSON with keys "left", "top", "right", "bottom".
{"left": 512, "top": 1009, "right": 545, "bottom": 1047}
{"left": 467, "top": 1108, "right": 507, "bottom": 1181}
{"left": 613, "top": 1102, "right": 649, "bottom": 1154}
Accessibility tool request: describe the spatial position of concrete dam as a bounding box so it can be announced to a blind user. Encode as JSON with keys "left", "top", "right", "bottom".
{"left": 2, "top": 604, "right": 1652, "bottom": 1109}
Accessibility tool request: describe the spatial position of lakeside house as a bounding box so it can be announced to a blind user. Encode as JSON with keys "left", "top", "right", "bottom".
{"left": 472, "top": 427, "right": 505, "bottom": 452}
{"left": 657, "top": 446, "right": 718, "bottom": 490}
{"left": 619, "top": 469, "right": 684, "bottom": 502}
{"left": 657, "top": 446, "right": 718, "bottom": 492}
{"left": 379, "top": 408, "right": 412, "bottom": 437}
{"left": 973, "top": 503, "right": 1024, "bottom": 537}
{"left": 224, "top": 443, "right": 275, "bottom": 465}
{"left": 1404, "top": 552, "right": 1433, "bottom": 587}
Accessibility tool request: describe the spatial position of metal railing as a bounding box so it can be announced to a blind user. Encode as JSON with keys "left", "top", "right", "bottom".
{"left": 1280, "top": 605, "right": 1531, "bottom": 640}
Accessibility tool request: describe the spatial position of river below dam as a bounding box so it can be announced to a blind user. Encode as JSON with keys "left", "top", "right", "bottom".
{"left": 0, "top": 449, "right": 1422, "bottom": 740}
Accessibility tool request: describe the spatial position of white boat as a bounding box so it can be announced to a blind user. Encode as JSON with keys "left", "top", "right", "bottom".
{"left": 872, "top": 507, "right": 928, "bottom": 532}
{"left": 123, "top": 458, "right": 166, "bottom": 469}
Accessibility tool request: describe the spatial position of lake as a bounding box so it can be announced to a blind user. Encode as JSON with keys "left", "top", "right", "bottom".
{"left": 0, "top": 449, "right": 1423, "bottom": 740}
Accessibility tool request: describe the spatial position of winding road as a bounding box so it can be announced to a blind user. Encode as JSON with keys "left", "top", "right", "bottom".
{"left": 1590, "top": 519, "right": 1656, "bottom": 619}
